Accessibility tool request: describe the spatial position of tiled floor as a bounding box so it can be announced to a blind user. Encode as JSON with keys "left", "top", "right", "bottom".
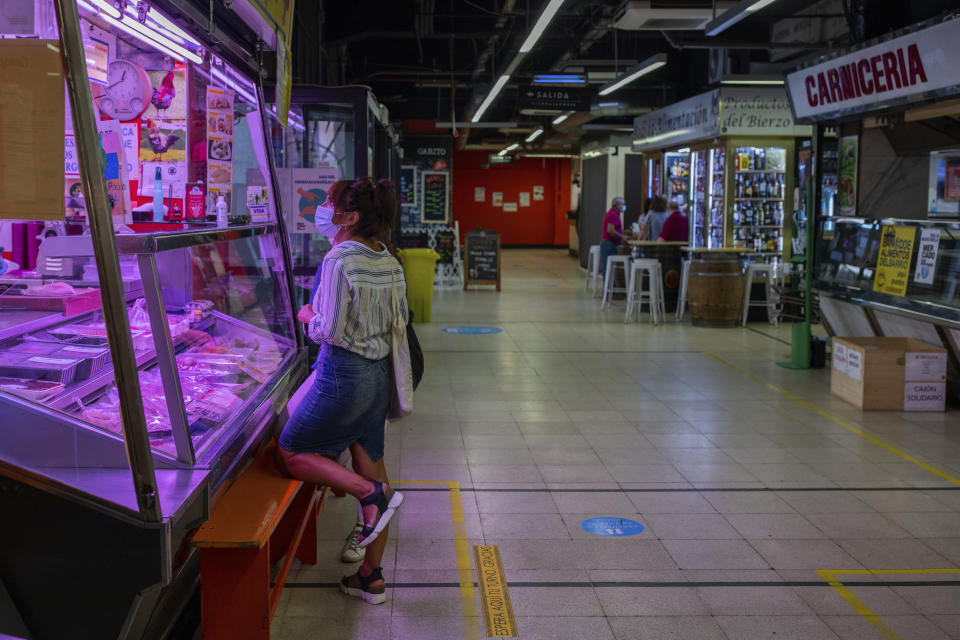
{"left": 272, "top": 249, "right": 960, "bottom": 640}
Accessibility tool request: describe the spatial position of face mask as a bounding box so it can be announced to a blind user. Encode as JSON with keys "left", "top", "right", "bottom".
{"left": 314, "top": 204, "right": 340, "bottom": 239}
{"left": 620, "top": 204, "right": 627, "bottom": 213}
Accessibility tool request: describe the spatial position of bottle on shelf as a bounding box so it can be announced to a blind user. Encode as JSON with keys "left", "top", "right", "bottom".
{"left": 152, "top": 167, "right": 164, "bottom": 223}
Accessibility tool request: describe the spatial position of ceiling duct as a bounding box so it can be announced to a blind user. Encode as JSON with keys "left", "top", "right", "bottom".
{"left": 614, "top": 1, "right": 737, "bottom": 31}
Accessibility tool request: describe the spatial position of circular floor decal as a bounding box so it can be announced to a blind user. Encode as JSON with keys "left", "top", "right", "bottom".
{"left": 581, "top": 517, "right": 644, "bottom": 537}
{"left": 442, "top": 326, "right": 503, "bottom": 335}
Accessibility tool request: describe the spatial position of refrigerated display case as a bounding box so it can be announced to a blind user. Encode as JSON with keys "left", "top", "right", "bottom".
{"left": 664, "top": 151, "right": 692, "bottom": 207}
{"left": 729, "top": 143, "right": 792, "bottom": 266}
{"left": 0, "top": 2, "right": 303, "bottom": 639}
{"left": 646, "top": 154, "right": 662, "bottom": 203}
{"left": 707, "top": 147, "right": 726, "bottom": 249}
{"left": 690, "top": 150, "right": 708, "bottom": 248}
{"left": 267, "top": 86, "right": 401, "bottom": 309}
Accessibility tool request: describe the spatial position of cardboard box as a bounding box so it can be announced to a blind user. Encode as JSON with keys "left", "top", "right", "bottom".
{"left": 831, "top": 337, "right": 947, "bottom": 411}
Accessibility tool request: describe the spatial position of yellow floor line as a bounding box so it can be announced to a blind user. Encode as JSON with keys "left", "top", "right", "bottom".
{"left": 704, "top": 352, "right": 960, "bottom": 487}
{"left": 817, "top": 569, "right": 960, "bottom": 640}
{"left": 395, "top": 480, "right": 481, "bottom": 640}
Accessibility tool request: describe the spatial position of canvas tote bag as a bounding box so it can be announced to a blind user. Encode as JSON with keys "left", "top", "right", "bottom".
{"left": 388, "top": 269, "right": 414, "bottom": 420}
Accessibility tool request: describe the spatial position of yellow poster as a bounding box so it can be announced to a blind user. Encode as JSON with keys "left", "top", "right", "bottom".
{"left": 873, "top": 225, "right": 916, "bottom": 296}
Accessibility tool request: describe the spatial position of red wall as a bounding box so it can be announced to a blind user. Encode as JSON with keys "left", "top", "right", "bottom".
{"left": 452, "top": 150, "right": 571, "bottom": 246}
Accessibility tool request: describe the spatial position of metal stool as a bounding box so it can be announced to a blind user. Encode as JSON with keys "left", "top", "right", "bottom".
{"left": 600, "top": 255, "right": 631, "bottom": 310}
{"left": 741, "top": 262, "right": 779, "bottom": 326}
{"left": 625, "top": 259, "right": 664, "bottom": 325}
{"left": 585, "top": 244, "right": 602, "bottom": 296}
{"left": 676, "top": 258, "right": 691, "bottom": 321}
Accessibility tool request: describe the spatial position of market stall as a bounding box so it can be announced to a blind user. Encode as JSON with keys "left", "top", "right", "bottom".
{"left": 0, "top": 1, "right": 302, "bottom": 638}
{"left": 785, "top": 14, "right": 960, "bottom": 380}
{"left": 633, "top": 87, "right": 811, "bottom": 262}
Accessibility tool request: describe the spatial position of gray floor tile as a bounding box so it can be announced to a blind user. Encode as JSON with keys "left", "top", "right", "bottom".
{"left": 715, "top": 615, "right": 841, "bottom": 639}
{"left": 885, "top": 511, "right": 960, "bottom": 538}
{"left": 626, "top": 491, "right": 717, "bottom": 514}
{"left": 597, "top": 586, "right": 708, "bottom": 616}
{"left": 515, "top": 616, "right": 616, "bottom": 640}
{"left": 697, "top": 586, "right": 814, "bottom": 615}
{"left": 607, "top": 616, "right": 727, "bottom": 640}
{"left": 475, "top": 491, "right": 558, "bottom": 514}
{"left": 726, "top": 513, "right": 826, "bottom": 539}
{"left": 851, "top": 490, "right": 955, "bottom": 513}
{"left": 805, "top": 512, "right": 914, "bottom": 539}
{"left": 539, "top": 465, "right": 618, "bottom": 483}
{"left": 646, "top": 514, "right": 741, "bottom": 539}
{"left": 605, "top": 464, "right": 688, "bottom": 483}
{"left": 553, "top": 491, "right": 638, "bottom": 515}
{"left": 893, "top": 585, "right": 960, "bottom": 614}
{"left": 389, "top": 615, "right": 479, "bottom": 640}
{"left": 480, "top": 513, "right": 570, "bottom": 539}
{"left": 510, "top": 586, "right": 604, "bottom": 616}
{"left": 924, "top": 538, "right": 960, "bottom": 565}
{"left": 751, "top": 539, "right": 863, "bottom": 570}
{"left": 777, "top": 491, "right": 875, "bottom": 514}
{"left": 273, "top": 616, "right": 391, "bottom": 640}
{"left": 793, "top": 585, "right": 917, "bottom": 616}
{"left": 662, "top": 539, "right": 769, "bottom": 569}
{"left": 704, "top": 490, "right": 796, "bottom": 513}
{"left": 835, "top": 538, "right": 956, "bottom": 569}
{"left": 822, "top": 614, "right": 951, "bottom": 640}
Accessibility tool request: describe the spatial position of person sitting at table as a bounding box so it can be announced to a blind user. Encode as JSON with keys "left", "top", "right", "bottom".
{"left": 658, "top": 199, "right": 689, "bottom": 243}
{"left": 639, "top": 195, "right": 668, "bottom": 241}
{"left": 600, "top": 196, "right": 629, "bottom": 276}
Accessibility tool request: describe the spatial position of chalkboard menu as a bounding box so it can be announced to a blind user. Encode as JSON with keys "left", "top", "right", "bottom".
{"left": 400, "top": 231, "right": 429, "bottom": 250}
{"left": 421, "top": 170, "right": 449, "bottom": 224}
{"left": 464, "top": 229, "right": 500, "bottom": 291}
{"left": 434, "top": 229, "right": 457, "bottom": 265}
{"left": 399, "top": 166, "right": 416, "bottom": 207}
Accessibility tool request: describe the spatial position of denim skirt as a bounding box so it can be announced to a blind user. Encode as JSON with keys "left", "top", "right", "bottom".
{"left": 279, "top": 342, "right": 391, "bottom": 462}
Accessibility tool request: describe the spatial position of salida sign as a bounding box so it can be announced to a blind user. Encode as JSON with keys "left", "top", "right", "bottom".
{"left": 519, "top": 85, "right": 591, "bottom": 114}
{"left": 786, "top": 19, "right": 960, "bottom": 122}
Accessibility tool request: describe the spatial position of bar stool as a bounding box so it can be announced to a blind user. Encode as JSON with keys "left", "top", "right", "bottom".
{"left": 675, "top": 258, "right": 691, "bottom": 321}
{"left": 625, "top": 259, "right": 664, "bottom": 324}
{"left": 584, "top": 244, "right": 602, "bottom": 296}
{"left": 741, "top": 262, "right": 779, "bottom": 326}
{"left": 600, "top": 255, "right": 631, "bottom": 310}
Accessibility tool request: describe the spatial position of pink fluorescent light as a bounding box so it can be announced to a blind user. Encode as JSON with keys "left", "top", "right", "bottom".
{"left": 82, "top": 0, "right": 203, "bottom": 64}
{"left": 211, "top": 67, "right": 257, "bottom": 105}
{"left": 122, "top": 3, "right": 203, "bottom": 47}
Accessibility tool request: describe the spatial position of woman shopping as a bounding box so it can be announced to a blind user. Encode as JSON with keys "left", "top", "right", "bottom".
{"left": 279, "top": 177, "right": 409, "bottom": 605}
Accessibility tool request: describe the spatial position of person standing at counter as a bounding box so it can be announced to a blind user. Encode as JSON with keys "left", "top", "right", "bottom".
{"left": 639, "top": 195, "right": 668, "bottom": 241}
{"left": 601, "top": 196, "right": 629, "bottom": 275}
{"left": 279, "top": 177, "right": 407, "bottom": 605}
{"left": 658, "top": 200, "right": 689, "bottom": 243}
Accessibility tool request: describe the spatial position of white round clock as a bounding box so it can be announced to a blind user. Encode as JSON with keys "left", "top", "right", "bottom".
{"left": 94, "top": 59, "right": 152, "bottom": 121}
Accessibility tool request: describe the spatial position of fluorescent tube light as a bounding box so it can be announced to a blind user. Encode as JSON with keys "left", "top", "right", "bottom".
{"left": 82, "top": 0, "right": 203, "bottom": 63}
{"left": 519, "top": 0, "right": 566, "bottom": 53}
{"left": 720, "top": 77, "right": 784, "bottom": 86}
{"left": 525, "top": 128, "right": 544, "bottom": 143}
{"left": 597, "top": 53, "right": 667, "bottom": 96}
{"left": 472, "top": 74, "right": 511, "bottom": 123}
{"left": 705, "top": 0, "right": 779, "bottom": 36}
{"left": 632, "top": 128, "right": 693, "bottom": 147}
{"left": 533, "top": 74, "right": 586, "bottom": 85}
{"left": 552, "top": 111, "right": 574, "bottom": 125}
{"left": 499, "top": 143, "right": 520, "bottom": 156}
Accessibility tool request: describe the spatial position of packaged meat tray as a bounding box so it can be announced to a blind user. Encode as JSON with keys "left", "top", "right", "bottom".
{"left": 5, "top": 340, "right": 63, "bottom": 355}
{"left": 54, "top": 345, "right": 111, "bottom": 379}
{"left": 0, "top": 353, "right": 82, "bottom": 384}
{"left": 0, "top": 377, "right": 65, "bottom": 402}
{"left": 0, "top": 284, "right": 101, "bottom": 317}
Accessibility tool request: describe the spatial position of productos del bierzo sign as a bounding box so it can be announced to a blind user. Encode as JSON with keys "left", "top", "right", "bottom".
{"left": 632, "top": 87, "right": 810, "bottom": 151}
{"left": 785, "top": 18, "right": 960, "bottom": 123}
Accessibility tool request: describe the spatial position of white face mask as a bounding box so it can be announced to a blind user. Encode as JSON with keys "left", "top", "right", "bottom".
{"left": 314, "top": 204, "right": 340, "bottom": 239}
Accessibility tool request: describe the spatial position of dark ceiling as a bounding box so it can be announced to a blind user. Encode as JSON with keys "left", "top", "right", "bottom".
{"left": 288, "top": 0, "right": 960, "bottom": 150}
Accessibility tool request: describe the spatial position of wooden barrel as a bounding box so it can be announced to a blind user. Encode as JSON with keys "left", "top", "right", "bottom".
{"left": 638, "top": 244, "right": 682, "bottom": 312}
{"left": 687, "top": 256, "right": 744, "bottom": 327}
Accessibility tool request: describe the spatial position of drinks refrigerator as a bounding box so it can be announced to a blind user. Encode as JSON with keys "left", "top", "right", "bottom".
{"left": 690, "top": 150, "right": 708, "bottom": 248}
{"left": 728, "top": 142, "right": 794, "bottom": 265}
{"left": 689, "top": 146, "right": 726, "bottom": 249}
{"left": 664, "top": 151, "right": 692, "bottom": 208}
{"left": 708, "top": 147, "right": 726, "bottom": 248}
{"left": 646, "top": 155, "right": 662, "bottom": 203}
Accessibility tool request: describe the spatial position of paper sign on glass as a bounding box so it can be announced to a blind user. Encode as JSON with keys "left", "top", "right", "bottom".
{"left": 913, "top": 228, "right": 940, "bottom": 285}
{"left": 873, "top": 225, "right": 915, "bottom": 297}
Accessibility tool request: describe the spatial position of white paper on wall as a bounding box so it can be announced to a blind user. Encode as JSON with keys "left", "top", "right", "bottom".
{"left": 846, "top": 348, "right": 862, "bottom": 381}
{"left": 904, "top": 352, "right": 947, "bottom": 382}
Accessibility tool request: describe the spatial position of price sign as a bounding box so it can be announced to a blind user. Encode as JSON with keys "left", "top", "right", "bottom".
{"left": 464, "top": 229, "right": 500, "bottom": 291}
{"left": 400, "top": 165, "right": 416, "bottom": 206}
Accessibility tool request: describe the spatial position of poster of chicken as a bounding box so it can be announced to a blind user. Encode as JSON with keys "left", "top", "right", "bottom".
{"left": 143, "top": 67, "right": 186, "bottom": 120}
{"left": 206, "top": 86, "right": 235, "bottom": 208}
{"left": 139, "top": 118, "right": 186, "bottom": 162}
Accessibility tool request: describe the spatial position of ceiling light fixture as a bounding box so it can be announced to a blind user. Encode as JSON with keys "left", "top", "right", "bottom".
{"left": 720, "top": 77, "right": 784, "bottom": 86}
{"left": 498, "top": 142, "right": 521, "bottom": 156}
{"left": 704, "top": 0, "right": 779, "bottom": 37}
{"left": 472, "top": 74, "right": 511, "bottom": 123}
{"left": 532, "top": 74, "right": 586, "bottom": 85}
{"left": 525, "top": 128, "right": 544, "bottom": 143}
{"left": 552, "top": 111, "right": 574, "bottom": 125}
{"left": 80, "top": 0, "right": 203, "bottom": 63}
{"left": 519, "top": 0, "right": 566, "bottom": 53}
{"left": 597, "top": 53, "right": 667, "bottom": 96}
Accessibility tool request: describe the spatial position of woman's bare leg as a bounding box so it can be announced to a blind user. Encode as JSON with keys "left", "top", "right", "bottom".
{"left": 348, "top": 442, "right": 392, "bottom": 586}
{"left": 279, "top": 448, "right": 374, "bottom": 500}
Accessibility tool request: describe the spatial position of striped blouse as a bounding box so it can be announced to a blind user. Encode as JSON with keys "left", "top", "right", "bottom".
{"left": 307, "top": 241, "right": 408, "bottom": 361}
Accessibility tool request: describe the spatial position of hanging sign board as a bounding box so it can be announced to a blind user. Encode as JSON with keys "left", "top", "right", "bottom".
{"left": 873, "top": 225, "right": 916, "bottom": 297}
{"left": 719, "top": 87, "right": 812, "bottom": 136}
{"left": 785, "top": 19, "right": 960, "bottom": 123}
{"left": 464, "top": 229, "right": 501, "bottom": 291}
{"left": 402, "top": 136, "right": 452, "bottom": 171}
{"left": 421, "top": 170, "right": 450, "bottom": 224}
{"left": 633, "top": 90, "right": 720, "bottom": 151}
{"left": 0, "top": 40, "right": 65, "bottom": 221}
{"left": 519, "top": 85, "right": 592, "bottom": 114}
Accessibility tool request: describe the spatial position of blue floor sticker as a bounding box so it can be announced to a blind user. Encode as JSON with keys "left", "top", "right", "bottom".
{"left": 442, "top": 326, "right": 503, "bottom": 335}
{"left": 581, "top": 517, "right": 644, "bottom": 537}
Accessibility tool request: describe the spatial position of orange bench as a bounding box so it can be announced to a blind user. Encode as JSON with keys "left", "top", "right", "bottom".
{"left": 192, "top": 444, "right": 328, "bottom": 640}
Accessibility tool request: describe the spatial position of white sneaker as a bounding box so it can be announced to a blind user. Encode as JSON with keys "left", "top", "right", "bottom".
{"left": 341, "top": 525, "right": 365, "bottom": 563}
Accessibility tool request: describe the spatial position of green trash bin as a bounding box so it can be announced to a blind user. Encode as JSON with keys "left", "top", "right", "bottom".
{"left": 398, "top": 248, "right": 441, "bottom": 322}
